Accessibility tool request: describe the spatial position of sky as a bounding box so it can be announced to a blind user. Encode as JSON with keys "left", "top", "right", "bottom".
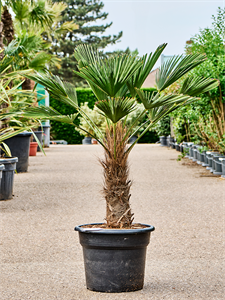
{"left": 101, "top": 0, "right": 224, "bottom": 67}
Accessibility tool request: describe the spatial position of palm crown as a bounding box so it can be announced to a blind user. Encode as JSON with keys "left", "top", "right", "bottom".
{"left": 19, "top": 43, "right": 218, "bottom": 228}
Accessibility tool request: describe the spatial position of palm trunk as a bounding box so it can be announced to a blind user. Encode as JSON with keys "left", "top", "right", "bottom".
{"left": 2, "top": 7, "right": 14, "bottom": 45}
{"left": 100, "top": 122, "right": 134, "bottom": 228}
{"left": 22, "top": 78, "right": 36, "bottom": 90}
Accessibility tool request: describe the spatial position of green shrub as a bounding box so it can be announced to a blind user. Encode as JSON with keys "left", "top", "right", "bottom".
{"left": 50, "top": 87, "right": 159, "bottom": 144}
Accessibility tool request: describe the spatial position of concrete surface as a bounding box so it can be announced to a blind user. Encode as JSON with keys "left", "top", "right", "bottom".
{"left": 0, "top": 144, "right": 224, "bottom": 300}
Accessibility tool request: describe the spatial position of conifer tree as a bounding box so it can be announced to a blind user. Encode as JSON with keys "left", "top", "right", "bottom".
{"left": 51, "top": 0, "right": 122, "bottom": 85}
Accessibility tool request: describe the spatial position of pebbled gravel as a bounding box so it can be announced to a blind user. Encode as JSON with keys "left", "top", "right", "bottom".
{"left": 0, "top": 144, "right": 224, "bottom": 300}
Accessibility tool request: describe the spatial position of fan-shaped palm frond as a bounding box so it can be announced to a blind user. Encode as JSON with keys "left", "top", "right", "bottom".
{"left": 74, "top": 44, "right": 143, "bottom": 100}
{"left": 21, "top": 106, "right": 79, "bottom": 124}
{"left": 24, "top": 72, "right": 78, "bottom": 109}
{"left": 135, "top": 88, "right": 195, "bottom": 110}
{"left": 96, "top": 97, "right": 136, "bottom": 124}
{"left": 127, "top": 43, "right": 167, "bottom": 97}
{"left": 180, "top": 76, "right": 219, "bottom": 96}
{"left": 155, "top": 54, "right": 207, "bottom": 92}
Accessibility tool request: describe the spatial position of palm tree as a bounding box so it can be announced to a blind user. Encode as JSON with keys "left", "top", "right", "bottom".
{"left": 2, "top": 0, "right": 78, "bottom": 90}
{"left": 21, "top": 44, "right": 219, "bottom": 228}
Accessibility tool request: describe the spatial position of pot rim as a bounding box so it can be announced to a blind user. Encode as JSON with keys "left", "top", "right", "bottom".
{"left": 75, "top": 223, "right": 155, "bottom": 234}
{"left": 0, "top": 156, "right": 18, "bottom": 163}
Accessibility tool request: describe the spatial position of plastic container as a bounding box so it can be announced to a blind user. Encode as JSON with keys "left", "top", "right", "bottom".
{"left": 3, "top": 132, "right": 32, "bottom": 172}
{"left": 75, "top": 223, "right": 155, "bottom": 293}
{"left": 0, "top": 157, "right": 18, "bottom": 200}
{"left": 29, "top": 142, "right": 38, "bottom": 156}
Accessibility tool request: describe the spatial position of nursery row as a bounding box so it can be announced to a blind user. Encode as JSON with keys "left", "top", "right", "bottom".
{"left": 160, "top": 136, "right": 225, "bottom": 178}
{"left": 0, "top": 129, "right": 49, "bottom": 200}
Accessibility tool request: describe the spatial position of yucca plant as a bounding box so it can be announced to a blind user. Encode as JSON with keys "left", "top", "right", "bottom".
{"left": 21, "top": 44, "right": 219, "bottom": 228}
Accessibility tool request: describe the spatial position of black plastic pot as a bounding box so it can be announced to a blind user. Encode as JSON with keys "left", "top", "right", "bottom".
{"left": 0, "top": 164, "right": 4, "bottom": 191}
{"left": 3, "top": 132, "right": 32, "bottom": 172}
{"left": 213, "top": 156, "right": 225, "bottom": 175}
{"left": 175, "top": 143, "right": 180, "bottom": 152}
{"left": 159, "top": 136, "right": 167, "bottom": 146}
{"left": 128, "top": 135, "right": 138, "bottom": 144}
{"left": 220, "top": 158, "right": 225, "bottom": 178}
{"left": 82, "top": 137, "right": 92, "bottom": 145}
{"left": 166, "top": 136, "right": 174, "bottom": 147}
{"left": 0, "top": 157, "right": 18, "bottom": 200}
{"left": 33, "top": 131, "right": 43, "bottom": 151}
{"left": 75, "top": 223, "right": 155, "bottom": 293}
{"left": 206, "top": 152, "right": 219, "bottom": 171}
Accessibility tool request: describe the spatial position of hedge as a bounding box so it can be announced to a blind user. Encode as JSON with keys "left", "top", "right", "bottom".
{"left": 50, "top": 87, "right": 158, "bottom": 144}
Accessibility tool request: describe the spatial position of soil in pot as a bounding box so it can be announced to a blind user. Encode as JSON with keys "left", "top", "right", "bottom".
{"left": 29, "top": 142, "right": 38, "bottom": 156}
{"left": 75, "top": 223, "right": 155, "bottom": 293}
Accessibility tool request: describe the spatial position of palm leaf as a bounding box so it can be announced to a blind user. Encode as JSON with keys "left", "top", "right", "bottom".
{"left": 136, "top": 88, "right": 195, "bottom": 110}
{"left": 180, "top": 76, "right": 219, "bottom": 96}
{"left": 96, "top": 97, "right": 136, "bottom": 123}
{"left": 74, "top": 44, "right": 143, "bottom": 99}
{"left": 23, "top": 72, "right": 78, "bottom": 109}
{"left": 155, "top": 54, "right": 207, "bottom": 92}
{"left": 21, "top": 106, "right": 79, "bottom": 124}
{"left": 127, "top": 43, "right": 167, "bottom": 97}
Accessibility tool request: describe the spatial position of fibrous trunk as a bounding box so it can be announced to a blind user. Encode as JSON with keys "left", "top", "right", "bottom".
{"left": 100, "top": 122, "right": 134, "bottom": 228}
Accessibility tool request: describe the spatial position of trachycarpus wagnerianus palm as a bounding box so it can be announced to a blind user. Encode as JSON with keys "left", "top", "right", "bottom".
{"left": 21, "top": 43, "right": 219, "bottom": 228}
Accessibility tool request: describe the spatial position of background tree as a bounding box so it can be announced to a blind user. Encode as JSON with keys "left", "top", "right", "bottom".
{"left": 171, "top": 7, "right": 225, "bottom": 150}
{"left": 50, "top": 0, "right": 122, "bottom": 85}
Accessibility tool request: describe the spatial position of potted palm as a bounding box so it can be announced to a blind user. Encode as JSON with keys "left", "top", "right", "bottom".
{"left": 22, "top": 44, "right": 218, "bottom": 293}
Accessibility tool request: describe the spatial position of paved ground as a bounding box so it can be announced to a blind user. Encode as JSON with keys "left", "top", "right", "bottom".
{"left": 0, "top": 144, "right": 224, "bottom": 300}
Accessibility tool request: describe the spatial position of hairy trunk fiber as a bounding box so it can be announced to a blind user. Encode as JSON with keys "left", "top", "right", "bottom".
{"left": 100, "top": 122, "right": 134, "bottom": 228}
{"left": 2, "top": 7, "right": 14, "bottom": 45}
{"left": 22, "top": 78, "right": 36, "bottom": 90}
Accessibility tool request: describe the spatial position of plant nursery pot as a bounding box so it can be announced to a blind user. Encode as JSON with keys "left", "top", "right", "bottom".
{"left": 171, "top": 142, "right": 176, "bottom": 149}
{"left": 3, "top": 132, "right": 32, "bottom": 172}
{"left": 33, "top": 131, "right": 43, "bottom": 151}
{"left": 29, "top": 142, "right": 38, "bottom": 156}
{"left": 166, "top": 136, "right": 174, "bottom": 147}
{"left": 206, "top": 152, "right": 220, "bottom": 171}
{"left": 38, "top": 125, "right": 50, "bottom": 147}
{"left": 219, "top": 158, "right": 225, "bottom": 178}
{"left": 82, "top": 137, "right": 92, "bottom": 145}
{"left": 0, "top": 157, "right": 18, "bottom": 200}
{"left": 213, "top": 156, "right": 225, "bottom": 175}
{"left": 175, "top": 143, "right": 180, "bottom": 152}
{"left": 75, "top": 223, "right": 155, "bottom": 293}
{"left": 159, "top": 136, "right": 167, "bottom": 147}
{"left": 128, "top": 135, "right": 138, "bottom": 144}
{"left": 0, "top": 164, "right": 4, "bottom": 191}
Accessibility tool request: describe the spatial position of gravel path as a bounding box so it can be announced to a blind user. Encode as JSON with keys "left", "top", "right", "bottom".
{"left": 0, "top": 144, "right": 224, "bottom": 300}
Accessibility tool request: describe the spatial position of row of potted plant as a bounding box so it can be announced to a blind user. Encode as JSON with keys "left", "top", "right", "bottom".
{"left": 165, "top": 139, "right": 225, "bottom": 178}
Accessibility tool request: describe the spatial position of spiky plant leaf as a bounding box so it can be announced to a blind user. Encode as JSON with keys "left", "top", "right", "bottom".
{"left": 74, "top": 44, "right": 143, "bottom": 99}
{"left": 180, "top": 76, "right": 219, "bottom": 96}
{"left": 23, "top": 72, "right": 78, "bottom": 109}
{"left": 21, "top": 106, "right": 78, "bottom": 124}
{"left": 136, "top": 88, "right": 195, "bottom": 110}
{"left": 155, "top": 54, "right": 207, "bottom": 92}
{"left": 96, "top": 97, "right": 136, "bottom": 124}
{"left": 127, "top": 43, "right": 167, "bottom": 97}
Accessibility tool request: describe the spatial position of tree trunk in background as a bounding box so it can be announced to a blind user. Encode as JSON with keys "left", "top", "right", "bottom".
{"left": 0, "top": 21, "right": 4, "bottom": 60}
{"left": 1, "top": 7, "right": 14, "bottom": 45}
{"left": 22, "top": 78, "right": 36, "bottom": 90}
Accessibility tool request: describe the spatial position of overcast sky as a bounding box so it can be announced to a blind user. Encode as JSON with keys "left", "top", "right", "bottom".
{"left": 101, "top": 0, "right": 224, "bottom": 66}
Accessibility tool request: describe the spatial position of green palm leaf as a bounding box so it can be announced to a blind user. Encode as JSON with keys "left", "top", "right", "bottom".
{"left": 136, "top": 88, "right": 195, "bottom": 110}
{"left": 74, "top": 44, "right": 143, "bottom": 99}
{"left": 127, "top": 43, "right": 167, "bottom": 97}
{"left": 21, "top": 106, "right": 78, "bottom": 124}
{"left": 96, "top": 97, "right": 136, "bottom": 123}
{"left": 155, "top": 54, "right": 207, "bottom": 92}
{"left": 23, "top": 72, "right": 78, "bottom": 109}
{"left": 180, "top": 76, "right": 219, "bottom": 96}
